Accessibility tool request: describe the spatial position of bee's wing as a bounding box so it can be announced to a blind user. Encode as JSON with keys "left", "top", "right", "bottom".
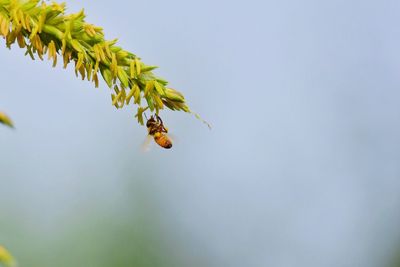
{"left": 141, "top": 135, "right": 154, "bottom": 152}
{"left": 166, "top": 133, "right": 177, "bottom": 143}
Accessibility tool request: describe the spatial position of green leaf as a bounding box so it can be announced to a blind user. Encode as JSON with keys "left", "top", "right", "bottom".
{"left": 154, "top": 80, "right": 165, "bottom": 96}
{"left": 117, "top": 67, "right": 129, "bottom": 88}
{"left": 100, "top": 67, "right": 113, "bottom": 88}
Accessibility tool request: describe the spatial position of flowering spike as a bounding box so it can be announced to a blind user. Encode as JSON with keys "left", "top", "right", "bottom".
{"left": 0, "top": 0, "right": 208, "bottom": 128}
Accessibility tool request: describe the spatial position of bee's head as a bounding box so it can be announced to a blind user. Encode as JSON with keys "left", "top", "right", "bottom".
{"left": 146, "top": 116, "right": 156, "bottom": 128}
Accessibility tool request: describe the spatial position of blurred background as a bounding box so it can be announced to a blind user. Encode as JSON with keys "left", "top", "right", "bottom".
{"left": 1, "top": 0, "right": 400, "bottom": 266}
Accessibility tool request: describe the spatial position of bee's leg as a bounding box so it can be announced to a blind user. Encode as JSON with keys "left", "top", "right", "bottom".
{"left": 155, "top": 114, "right": 163, "bottom": 124}
{"left": 161, "top": 124, "right": 168, "bottom": 133}
{"left": 154, "top": 114, "right": 168, "bottom": 133}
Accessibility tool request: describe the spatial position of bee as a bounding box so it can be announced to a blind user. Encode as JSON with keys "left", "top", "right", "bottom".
{"left": 145, "top": 114, "right": 173, "bottom": 149}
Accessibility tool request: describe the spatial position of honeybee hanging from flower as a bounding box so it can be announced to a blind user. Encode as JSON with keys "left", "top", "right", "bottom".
{"left": 143, "top": 114, "right": 173, "bottom": 150}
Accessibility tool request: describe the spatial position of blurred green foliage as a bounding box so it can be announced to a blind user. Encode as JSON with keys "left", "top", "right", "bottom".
{"left": 0, "top": 112, "right": 13, "bottom": 128}
{"left": 0, "top": 176, "right": 217, "bottom": 267}
{"left": 0, "top": 246, "right": 16, "bottom": 267}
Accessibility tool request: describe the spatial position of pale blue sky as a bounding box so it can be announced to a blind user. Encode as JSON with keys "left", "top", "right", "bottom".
{"left": 1, "top": 0, "right": 400, "bottom": 266}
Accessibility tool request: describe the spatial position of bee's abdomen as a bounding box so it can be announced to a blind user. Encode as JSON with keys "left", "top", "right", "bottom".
{"left": 154, "top": 134, "right": 172, "bottom": 149}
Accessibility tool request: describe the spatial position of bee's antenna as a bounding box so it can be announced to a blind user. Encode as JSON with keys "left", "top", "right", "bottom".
{"left": 144, "top": 113, "right": 148, "bottom": 120}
